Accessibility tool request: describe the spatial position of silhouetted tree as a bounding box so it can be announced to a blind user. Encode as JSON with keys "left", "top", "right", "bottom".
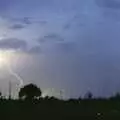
{"left": 84, "top": 91, "right": 93, "bottom": 99}
{"left": 0, "top": 91, "right": 2, "bottom": 99}
{"left": 110, "top": 92, "right": 120, "bottom": 100}
{"left": 19, "top": 83, "right": 42, "bottom": 100}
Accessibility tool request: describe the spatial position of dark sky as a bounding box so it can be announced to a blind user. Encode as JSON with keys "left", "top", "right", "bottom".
{"left": 0, "top": 0, "right": 120, "bottom": 98}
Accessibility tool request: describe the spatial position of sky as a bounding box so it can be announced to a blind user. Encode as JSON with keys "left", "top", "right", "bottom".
{"left": 0, "top": 0, "right": 120, "bottom": 98}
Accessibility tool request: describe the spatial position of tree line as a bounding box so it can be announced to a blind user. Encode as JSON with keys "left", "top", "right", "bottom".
{"left": 0, "top": 83, "right": 118, "bottom": 101}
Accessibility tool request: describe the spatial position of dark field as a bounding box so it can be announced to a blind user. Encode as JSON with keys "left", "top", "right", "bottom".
{"left": 1, "top": 98, "right": 120, "bottom": 120}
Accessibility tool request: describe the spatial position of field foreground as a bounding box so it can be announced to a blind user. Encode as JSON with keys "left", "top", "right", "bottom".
{"left": 0, "top": 98, "right": 120, "bottom": 120}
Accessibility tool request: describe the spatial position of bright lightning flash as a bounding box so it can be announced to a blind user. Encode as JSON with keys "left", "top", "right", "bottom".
{"left": 0, "top": 50, "right": 24, "bottom": 87}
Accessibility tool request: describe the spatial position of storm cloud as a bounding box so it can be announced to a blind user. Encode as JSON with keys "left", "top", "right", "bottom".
{"left": 38, "top": 33, "right": 64, "bottom": 43}
{"left": 28, "top": 46, "right": 41, "bottom": 54}
{"left": 9, "top": 23, "right": 25, "bottom": 30}
{"left": 0, "top": 38, "right": 27, "bottom": 51}
{"left": 96, "top": 0, "right": 120, "bottom": 9}
{"left": 0, "top": 0, "right": 120, "bottom": 98}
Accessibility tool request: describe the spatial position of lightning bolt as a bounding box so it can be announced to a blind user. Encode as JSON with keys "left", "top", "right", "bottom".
{"left": 7, "top": 64, "right": 24, "bottom": 89}
{"left": 8, "top": 67, "right": 23, "bottom": 87}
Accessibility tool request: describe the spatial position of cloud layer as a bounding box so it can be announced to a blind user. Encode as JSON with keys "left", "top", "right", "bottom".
{"left": 0, "top": 38, "right": 27, "bottom": 51}
{"left": 0, "top": 0, "right": 120, "bottom": 98}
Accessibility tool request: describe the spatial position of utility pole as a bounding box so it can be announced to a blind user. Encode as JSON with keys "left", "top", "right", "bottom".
{"left": 9, "top": 81, "right": 12, "bottom": 99}
{"left": 60, "top": 90, "right": 63, "bottom": 100}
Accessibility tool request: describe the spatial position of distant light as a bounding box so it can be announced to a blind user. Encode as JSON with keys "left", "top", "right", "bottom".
{"left": 97, "top": 112, "right": 101, "bottom": 116}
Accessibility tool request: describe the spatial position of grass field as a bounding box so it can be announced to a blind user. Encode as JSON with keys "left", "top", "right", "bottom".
{"left": 0, "top": 98, "right": 120, "bottom": 120}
